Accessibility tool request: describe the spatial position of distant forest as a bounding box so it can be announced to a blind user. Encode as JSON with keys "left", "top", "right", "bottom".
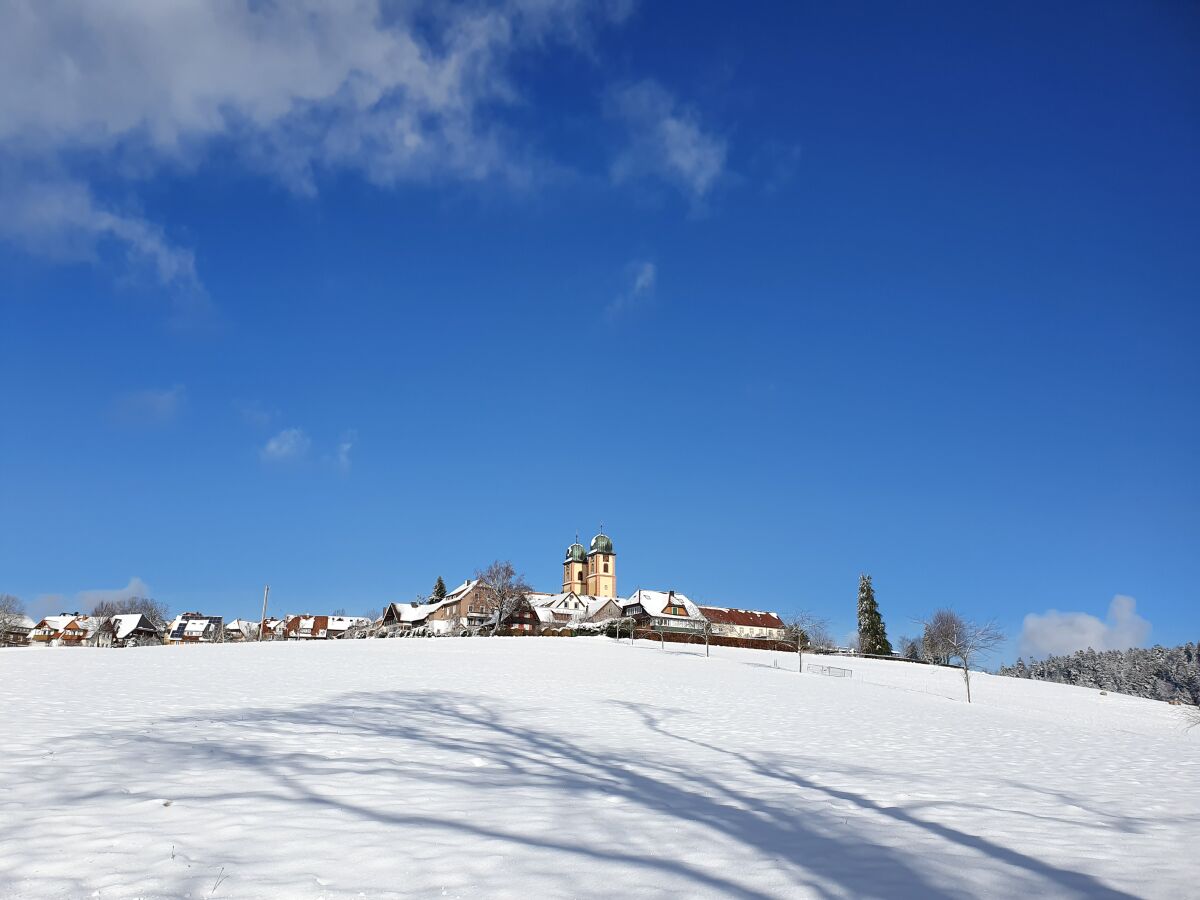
{"left": 998, "top": 644, "right": 1200, "bottom": 705}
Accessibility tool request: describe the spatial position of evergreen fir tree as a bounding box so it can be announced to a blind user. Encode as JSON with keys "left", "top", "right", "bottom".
{"left": 857, "top": 573, "right": 893, "bottom": 656}
{"left": 431, "top": 576, "right": 447, "bottom": 603}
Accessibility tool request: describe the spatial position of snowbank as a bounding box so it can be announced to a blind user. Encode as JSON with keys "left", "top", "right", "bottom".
{"left": 0, "top": 638, "right": 1195, "bottom": 898}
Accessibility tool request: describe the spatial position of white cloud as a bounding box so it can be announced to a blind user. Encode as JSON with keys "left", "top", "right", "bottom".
{"left": 605, "top": 260, "right": 656, "bottom": 319}
{"left": 1019, "top": 595, "right": 1152, "bottom": 659}
{"left": 609, "top": 80, "right": 727, "bottom": 201}
{"left": 77, "top": 577, "right": 154, "bottom": 611}
{"left": 28, "top": 577, "right": 152, "bottom": 622}
{"left": 261, "top": 427, "right": 311, "bottom": 462}
{"left": 335, "top": 430, "right": 357, "bottom": 472}
{"left": 0, "top": 1, "right": 630, "bottom": 296}
{"left": 0, "top": 175, "right": 204, "bottom": 298}
{"left": 112, "top": 384, "right": 185, "bottom": 425}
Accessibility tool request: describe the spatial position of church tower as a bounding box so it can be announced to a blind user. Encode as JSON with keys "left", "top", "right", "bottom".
{"left": 585, "top": 531, "right": 616, "bottom": 598}
{"left": 562, "top": 538, "right": 587, "bottom": 594}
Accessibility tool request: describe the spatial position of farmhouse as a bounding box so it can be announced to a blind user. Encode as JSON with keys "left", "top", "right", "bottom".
{"left": 622, "top": 590, "right": 705, "bottom": 633}
{"left": 697, "top": 606, "right": 786, "bottom": 640}
{"left": 379, "top": 601, "right": 444, "bottom": 633}
{"left": 2, "top": 614, "right": 35, "bottom": 647}
{"left": 92, "top": 614, "right": 162, "bottom": 648}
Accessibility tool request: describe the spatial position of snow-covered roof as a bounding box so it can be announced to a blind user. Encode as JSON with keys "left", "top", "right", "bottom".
{"left": 533, "top": 607, "right": 558, "bottom": 625}
{"left": 35, "top": 615, "right": 76, "bottom": 632}
{"left": 697, "top": 606, "right": 785, "bottom": 630}
{"left": 444, "top": 579, "right": 480, "bottom": 601}
{"left": 623, "top": 590, "right": 703, "bottom": 620}
{"left": 112, "top": 614, "right": 152, "bottom": 639}
{"left": 183, "top": 620, "right": 211, "bottom": 635}
{"left": 390, "top": 599, "right": 454, "bottom": 623}
{"left": 583, "top": 596, "right": 616, "bottom": 617}
{"left": 326, "top": 616, "right": 369, "bottom": 630}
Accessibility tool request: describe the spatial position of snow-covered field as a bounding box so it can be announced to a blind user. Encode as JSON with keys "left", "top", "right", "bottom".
{"left": 1, "top": 638, "right": 1197, "bottom": 899}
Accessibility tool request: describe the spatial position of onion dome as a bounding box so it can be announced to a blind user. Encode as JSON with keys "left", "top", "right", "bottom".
{"left": 565, "top": 542, "right": 587, "bottom": 563}
{"left": 589, "top": 533, "right": 614, "bottom": 555}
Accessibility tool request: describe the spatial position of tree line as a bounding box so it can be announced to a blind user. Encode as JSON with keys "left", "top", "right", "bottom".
{"left": 997, "top": 644, "right": 1200, "bottom": 706}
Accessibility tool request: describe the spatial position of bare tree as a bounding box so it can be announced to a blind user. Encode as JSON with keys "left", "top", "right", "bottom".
{"left": 1, "top": 594, "right": 26, "bottom": 646}
{"left": 476, "top": 560, "right": 532, "bottom": 636}
{"left": 920, "top": 608, "right": 964, "bottom": 666}
{"left": 897, "top": 634, "right": 923, "bottom": 661}
{"left": 783, "top": 611, "right": 831, "bottom": 671}
{"left": 920, "top": 612, "right": 1005, "bottom": 703}
{"left": 91, "top": 596, "right": 170, "bottom": 631}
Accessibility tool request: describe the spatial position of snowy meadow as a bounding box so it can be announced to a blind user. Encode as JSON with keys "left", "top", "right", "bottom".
{"left": 1, "top": 638, "right": 1197, "bottom": 898}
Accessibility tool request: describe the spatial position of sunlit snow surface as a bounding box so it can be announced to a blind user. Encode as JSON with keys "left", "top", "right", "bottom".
{"left": 1, "top": 639, "right": 1197, "bottom": 898}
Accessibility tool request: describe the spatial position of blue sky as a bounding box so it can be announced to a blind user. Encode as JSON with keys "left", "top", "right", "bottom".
{"left": 2, "top": 1, "right": 1197, "bottom": 662}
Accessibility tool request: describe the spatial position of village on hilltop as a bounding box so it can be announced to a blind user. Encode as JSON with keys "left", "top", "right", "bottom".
{"left": 2, "top": 532, "right": 796, "bottom": 651}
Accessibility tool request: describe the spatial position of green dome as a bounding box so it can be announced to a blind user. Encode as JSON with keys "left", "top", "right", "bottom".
{"left": 589, "top": 533, "right": 614, "bottom": 555}
{"left": 565, "top": 542, "right": 587, "bottom": 563}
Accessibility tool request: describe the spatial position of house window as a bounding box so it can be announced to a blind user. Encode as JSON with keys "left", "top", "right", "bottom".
{"left": 603, "top": 563, "right": 609, "bottom": 573}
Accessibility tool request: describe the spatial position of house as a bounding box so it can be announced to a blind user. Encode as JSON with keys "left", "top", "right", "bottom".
{"left": 30, "top": 614, "right": 99, "bottom": 647}
{"left": 29, "top": 615, "right": 77, "bottom": 646}
{"left": 380, "top": 601, "right": 443, "bottom": 634}
{"left": 497, "top": 597, "right": 541, "bottom": 634}
{"left": 326, "top": 616, "right": 371, "bottom": 638}
{"left": 621, "top": 590, "right": 706, "bottom": 633}
{"left": 423, "top": 579, "right": 496, "bottom": 633}
{"left": 224, "top": 619, "right": 259, "bottom": 641}
{"left": 57, "top": 616, "right": 99, "bottom": 647}
{"left": 165, "top": 613, "right": 224, "bottom": 644}
{"left": 585, "top": 597, "right": 628, "bottom": 623}
{"left": 697, "top": 606, "right": 786, "bottom": 640}
{"left": 92, "top": 614, "right": 162, "bottom": 648}
{"left": 527, "top": 591, "right": 596, "bottom": 625}
{"left": 281, "top": 614, "right": 372, "bottom": 640}
{"left": 2, "top": 615, "right": 35, "bottom": 647}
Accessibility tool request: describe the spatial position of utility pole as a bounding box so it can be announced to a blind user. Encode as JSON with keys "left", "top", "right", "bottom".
{"left": 258, "top": 584, "right": 270, "bottom": 642}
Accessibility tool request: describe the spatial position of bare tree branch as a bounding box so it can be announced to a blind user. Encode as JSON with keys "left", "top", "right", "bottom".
{"left": 919, "top": 611, "right": 1005, "bottom": 703}
{"left": 476, "top": 560, "right": 532, "bottom": 636}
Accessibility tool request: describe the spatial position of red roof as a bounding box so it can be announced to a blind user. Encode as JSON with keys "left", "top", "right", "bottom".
{"left": 698, "top": 607, "right": 785, "bottom": 629}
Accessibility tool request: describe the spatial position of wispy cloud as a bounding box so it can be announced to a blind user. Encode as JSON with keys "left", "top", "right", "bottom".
{"left": 237, "top": 400, "right": 279, "bottom": 429}
{"left": 112, "top": 384, "right": 185, "bottom": 426}
{"left": 261, "top": 427, "right": 311, "bottom": 462}
{"left": 1018, "top": 595, "right": 1151, "bottom": 658}
{"left": 335, "top": 430, "right": 357, "bottom": 472}
{"left": 0, "top": 2, "right": 632, "bottom": 302}
{"left": 606, "top": 260, "right": 656, "bottom": 319}
{"left": 609, "top": 80, "right": 727, "bottom": 202}
{"left": 27, "top": 577, "right": 152, "bottom": 622}
{"left": 0, "top": 175, "right": 207, "bottom": 317}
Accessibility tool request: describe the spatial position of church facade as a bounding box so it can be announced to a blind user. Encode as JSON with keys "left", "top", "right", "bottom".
{"left": 562, "top": 532, "right": 617, "bottom": 598}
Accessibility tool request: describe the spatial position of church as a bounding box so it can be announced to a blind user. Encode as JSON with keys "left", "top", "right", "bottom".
{"left": 561, "top": 531, "right": 617, "bottom": 598}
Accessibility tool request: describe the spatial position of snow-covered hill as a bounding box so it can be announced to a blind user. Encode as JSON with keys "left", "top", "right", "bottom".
{"left": 1, "top": 638, "right": 1196, "bottom": 898}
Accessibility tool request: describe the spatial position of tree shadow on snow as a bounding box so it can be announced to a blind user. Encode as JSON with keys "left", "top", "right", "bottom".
{"left": 16, "top": 689, "right": 1143, "bottom": 899}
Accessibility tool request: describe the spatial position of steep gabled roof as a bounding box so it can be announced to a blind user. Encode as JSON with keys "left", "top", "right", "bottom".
{"left": 697, "top": 606, "right": 785, "bottom": 630}
{"left": 623, "top": 590, "right": 702, "bottom": 620}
